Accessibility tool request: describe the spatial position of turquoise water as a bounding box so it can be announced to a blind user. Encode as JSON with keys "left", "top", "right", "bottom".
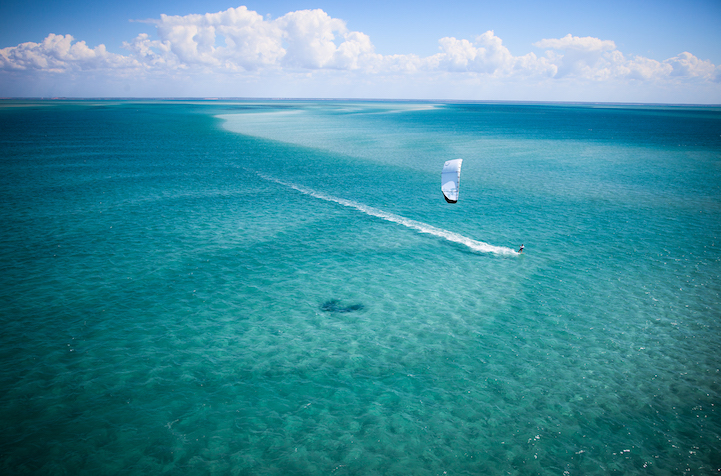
{"left": 0, "top": 100, "right": 719, "bottom": 474}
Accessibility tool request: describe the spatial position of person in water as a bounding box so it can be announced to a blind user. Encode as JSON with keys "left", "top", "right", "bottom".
{"left": 518, "top": 244, "right": 524, "bottom": 253}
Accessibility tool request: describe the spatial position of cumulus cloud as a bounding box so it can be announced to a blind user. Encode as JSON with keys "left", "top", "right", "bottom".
{"left": 664, "top": 51, "right": 716, "bottom": 78}
{"left": 431, "top": 31, "right": 554, "bottom": 77}
{"left": 0, "top": 7, "right": 382, "bottom": 74}
{"left": 277, "top": 9, "right": 343, "bottom": 68}
{"left": 0, "top": 5, "right": 719, "bottom": 97}
{"left": 150, "top": 6, "right": 285, "bottom": 70}
{"left": 533, "top": 34, "right": 616, "bottom": 78}
{"left": 534, "top": 34, "right": 616, "bottom": 52}
{"left": 532, "top": 34, "right": 719, "bottom": 83}
{"left": 0, "top": 33, "right": 138, "bottom": 72}
{"left": 128, "top": 6, "right": 381, "bottom": 72}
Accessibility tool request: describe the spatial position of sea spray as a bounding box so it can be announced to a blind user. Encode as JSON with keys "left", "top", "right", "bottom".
{"left": 258, "top": 172, "right": 518, "bottom": 256}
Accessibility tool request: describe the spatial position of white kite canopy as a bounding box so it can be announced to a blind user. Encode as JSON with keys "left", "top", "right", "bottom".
{"left": 441, "top": 159, "right": 463, "bottom": 203}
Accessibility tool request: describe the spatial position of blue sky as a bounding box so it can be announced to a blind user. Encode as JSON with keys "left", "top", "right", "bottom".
{"left": 1, "top": 1, "right": 720, "bottom": 102}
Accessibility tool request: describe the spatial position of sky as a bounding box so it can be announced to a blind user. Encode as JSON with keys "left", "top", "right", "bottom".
{"left": 1, "top": 0, "right": 720, "bottom": 103}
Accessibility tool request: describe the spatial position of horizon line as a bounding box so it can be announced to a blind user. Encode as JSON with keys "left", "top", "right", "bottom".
{"left": 1, "top": 97, "right": 720, "bottom": 107}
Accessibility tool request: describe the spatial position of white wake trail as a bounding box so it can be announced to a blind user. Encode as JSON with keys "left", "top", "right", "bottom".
{"left": 260, "top": 174, "right": 518, "bottom": 256}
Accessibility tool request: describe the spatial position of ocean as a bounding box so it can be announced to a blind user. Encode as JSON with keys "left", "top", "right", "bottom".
{"left": 0, "top": 99, "right": 719, "bottom": 475}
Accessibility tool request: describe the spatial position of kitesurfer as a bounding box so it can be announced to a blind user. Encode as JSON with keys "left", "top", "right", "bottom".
{"left": 518, "top": 244, "right": 524, "bottom": 253}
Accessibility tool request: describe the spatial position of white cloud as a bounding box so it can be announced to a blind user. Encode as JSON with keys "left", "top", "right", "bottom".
{"left": 533, "top": 34, "right": 719, "bottom": 84}
{"left": 0, "top": 6, "right": 719, "bottom": 101}
{"left": 664, "top": 51, "right": 716, "bottom": 79}
{"left": 534, "top": 34, "right": 616, "bottom": 52}
{"left": 0, "top": 33, "right": 138, "bottom": 72}
{"left": 150, "top": 6, "right": 285, "bottom": 70}
{"left": 470, "top": 30, "right": 520, "bottom": 74}
{"left": 533, "top": 34, "right": 616, "bottom": 78}
{"left": 122, "top": 34, "right": 176, "bottom": 69}
{"left": 432, "top": 31, "right": 555, "bottom": 77}
{"left": 118, "top": 7, "right": 383, "bottom": 73}
{"left": 330, "top": 31, "right": 379, "bottom": 70}
{"left": 277, "top": 9, "right": 344, "bottom": 69}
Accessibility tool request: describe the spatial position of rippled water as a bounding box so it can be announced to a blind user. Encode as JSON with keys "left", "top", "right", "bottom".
{"left": 1, "top": 100, "right": 720, "bottom": 474}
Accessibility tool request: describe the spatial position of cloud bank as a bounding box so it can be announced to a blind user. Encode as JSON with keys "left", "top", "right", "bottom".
{"left": 1, "top": 6, "right": 719, "bottom": 101}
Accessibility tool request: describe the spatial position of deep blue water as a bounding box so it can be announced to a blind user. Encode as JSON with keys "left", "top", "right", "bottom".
{"left": 1, "top": 100, "right": 720, "bottom": 475}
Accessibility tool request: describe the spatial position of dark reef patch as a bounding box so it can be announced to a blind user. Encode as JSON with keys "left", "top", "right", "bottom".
{"left": 321, "top": 299, "right": 364, "bottom": 313}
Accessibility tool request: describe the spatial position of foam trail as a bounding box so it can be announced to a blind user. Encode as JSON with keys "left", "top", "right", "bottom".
{"left": 260, "top": 174, "right": 518, "bottom": 256}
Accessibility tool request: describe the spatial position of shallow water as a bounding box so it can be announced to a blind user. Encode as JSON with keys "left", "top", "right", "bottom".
{"left": 1, "top": 100, "right": 720, "bottom": 474}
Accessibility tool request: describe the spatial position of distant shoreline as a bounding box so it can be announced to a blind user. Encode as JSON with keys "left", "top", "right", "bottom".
{"left": 1, "top": 97, "right": 720, "bottom": 108}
